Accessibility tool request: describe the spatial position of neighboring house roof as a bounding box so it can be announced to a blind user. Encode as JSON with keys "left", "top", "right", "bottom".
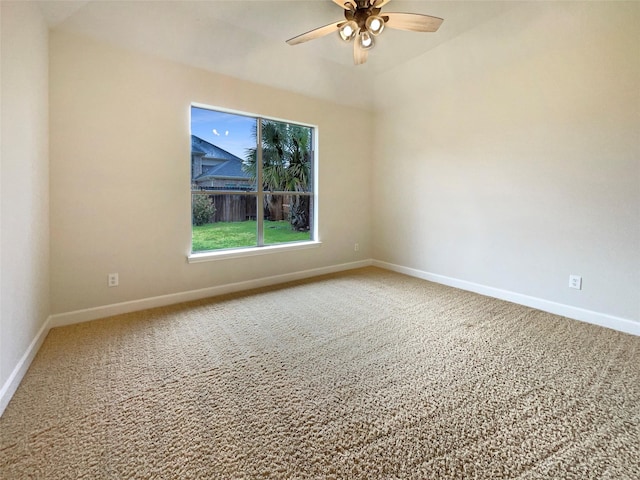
{"left": 192, "top": 135, "right": 243, "bottom": 162}
{"left": 191, "top": 135, "right": 251, "bottom": 181}
{"left": 200, "top": 161, "right": 246, "bottom": 180}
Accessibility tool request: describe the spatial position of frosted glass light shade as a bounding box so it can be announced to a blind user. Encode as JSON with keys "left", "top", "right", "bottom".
{"left": 339, "top": 21, "right": 358, "bottom": 42}
{"left": 366, "top": 15, "right": 385, "bottom": 36}
{"left": 359, "top": 30, "right": 374, "bottom": 50}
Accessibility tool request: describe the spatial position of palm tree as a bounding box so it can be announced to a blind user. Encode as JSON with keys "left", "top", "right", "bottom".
{"left": 244, "top": 120, "right": 312, "bottom": 231}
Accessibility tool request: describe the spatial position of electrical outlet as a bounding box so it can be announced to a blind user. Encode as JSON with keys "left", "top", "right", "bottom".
{"left": 569, "top": 275, "right": 582, "bottom": 290}
{"left": 108, "top": 273, "right": 119, "bottom": 287}
{"left": 354, "top": 243, "right": 359, "bottom": 252}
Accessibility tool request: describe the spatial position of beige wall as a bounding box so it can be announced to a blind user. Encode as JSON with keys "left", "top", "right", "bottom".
{"left": 49, "top": 31, "right": 372, "bottom": 314}
{"left": 373, "top": 2, "right": 640, "bottom": 322}
{"left": 3, "top": 0, "right": 638, "bottom": 415}
{"left": 0, "top": 2, "right": 50, "bottom": 399}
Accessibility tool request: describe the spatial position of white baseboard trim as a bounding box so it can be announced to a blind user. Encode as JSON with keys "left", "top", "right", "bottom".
{"left": 1, "top": 259, "right": 372, "bottom": 417}
{"left": 373, "top": 260, "right": 640, "bottom": 337}
{"left": 0, "top": 315, "right": 53, "bottom": 417}
{"left": 50, "top": 259, "right": 374, "bottom": 329}
{"left": 4, "top": 257, "right": 635, "bottom": 417}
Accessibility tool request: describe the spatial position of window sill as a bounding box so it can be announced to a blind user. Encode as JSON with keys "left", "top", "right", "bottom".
{"left": 187, "top": 241, "right": 322, "bottom": 263}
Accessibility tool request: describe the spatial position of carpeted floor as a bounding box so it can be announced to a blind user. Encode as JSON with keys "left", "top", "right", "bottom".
{"left": 1, "top": 267, "right": 639, "bottom": 479}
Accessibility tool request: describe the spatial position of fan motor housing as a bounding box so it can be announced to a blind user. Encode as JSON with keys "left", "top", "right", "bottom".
{"left": 345, "top": 6, "right": 382, "bottom": 30}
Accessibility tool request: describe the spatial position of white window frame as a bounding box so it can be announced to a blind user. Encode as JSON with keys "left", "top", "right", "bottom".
{"left": 187, "top": 103, "right": 320, "bottom": 263}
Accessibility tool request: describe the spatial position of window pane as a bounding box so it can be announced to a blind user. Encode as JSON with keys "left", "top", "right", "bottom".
{"left": 263, "top": 194, "right": 312, "bottom": 245}
{"left": 261, "top": 120, "right": 313, "bottom": 193}
{"left": 191, "top": 105, "right": 316, "bottom": 254}
{"left": 192, "top": 193, "right": 258, "bottom": 252}
{"left": 191, "top": 107, "right": 257, "bottom": 192}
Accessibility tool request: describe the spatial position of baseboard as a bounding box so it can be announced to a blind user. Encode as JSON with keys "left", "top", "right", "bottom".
{"left": 50, "top": 259, "right": 374, "bottom": 328}
{"left": 4, "top": 256, "right": 635, "bottom": 417}
{"left": 1, "top": 259, "right": 372, "bottom": 417}
{"left": 0, "top": 315, "right": 53, "bottom": 417}
{"left": 373, "top": 260, "right": 640, "bottom": 337}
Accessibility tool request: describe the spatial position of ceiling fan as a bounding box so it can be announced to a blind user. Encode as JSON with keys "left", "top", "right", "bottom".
{"left": 286, "top": 0, "right": 443, "bottom": 65}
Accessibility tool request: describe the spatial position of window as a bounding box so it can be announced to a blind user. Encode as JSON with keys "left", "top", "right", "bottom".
{"left": 190, "top": 105, "right": 316, "bottom": 256}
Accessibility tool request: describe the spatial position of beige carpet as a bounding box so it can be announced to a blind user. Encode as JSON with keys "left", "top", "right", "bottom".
{"left": 1, "top": 267, "right": 639, "bottom": 479}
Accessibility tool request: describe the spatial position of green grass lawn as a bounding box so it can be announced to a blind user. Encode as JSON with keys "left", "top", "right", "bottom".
{"left": 192, "top": 220, "right": 311, "bottom": 252}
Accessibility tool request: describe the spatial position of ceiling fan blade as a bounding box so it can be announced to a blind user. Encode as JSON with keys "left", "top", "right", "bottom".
{"left": 383, "top": 13, "right": 443, "bottom": 32}
{"left": 353, "top": 38, "right": 368, "bottom": 65}
{"left": 332, "top": 0, "right": 357, "bottom": 10}
{"left": 286, "top": 21, "right": 344, "bottom": 46}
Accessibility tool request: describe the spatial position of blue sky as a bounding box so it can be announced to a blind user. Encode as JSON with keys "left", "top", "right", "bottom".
{"left": 191, "top": 106, "right": 256, "bottom": 159}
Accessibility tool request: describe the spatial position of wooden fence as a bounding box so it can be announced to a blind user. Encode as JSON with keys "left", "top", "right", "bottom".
{"left": 210, "top": 194, "right": 257, "bottom": 222}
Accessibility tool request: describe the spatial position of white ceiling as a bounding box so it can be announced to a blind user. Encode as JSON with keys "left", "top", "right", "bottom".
{"left": 37, "top": 0, "right": 514, "bottom": 110}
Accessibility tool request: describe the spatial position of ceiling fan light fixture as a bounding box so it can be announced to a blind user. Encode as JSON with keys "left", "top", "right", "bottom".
{"left": 365, "top": 15, "right": 385, "bottom": 36}
{"left": 359, "top": 30, "right": 374, "bottom": 50}
{"left": 339, "top": 21, "right": 358, "bottom": 42}
{"left": 287, "top": 0, "right": 444, "bottom": 66}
